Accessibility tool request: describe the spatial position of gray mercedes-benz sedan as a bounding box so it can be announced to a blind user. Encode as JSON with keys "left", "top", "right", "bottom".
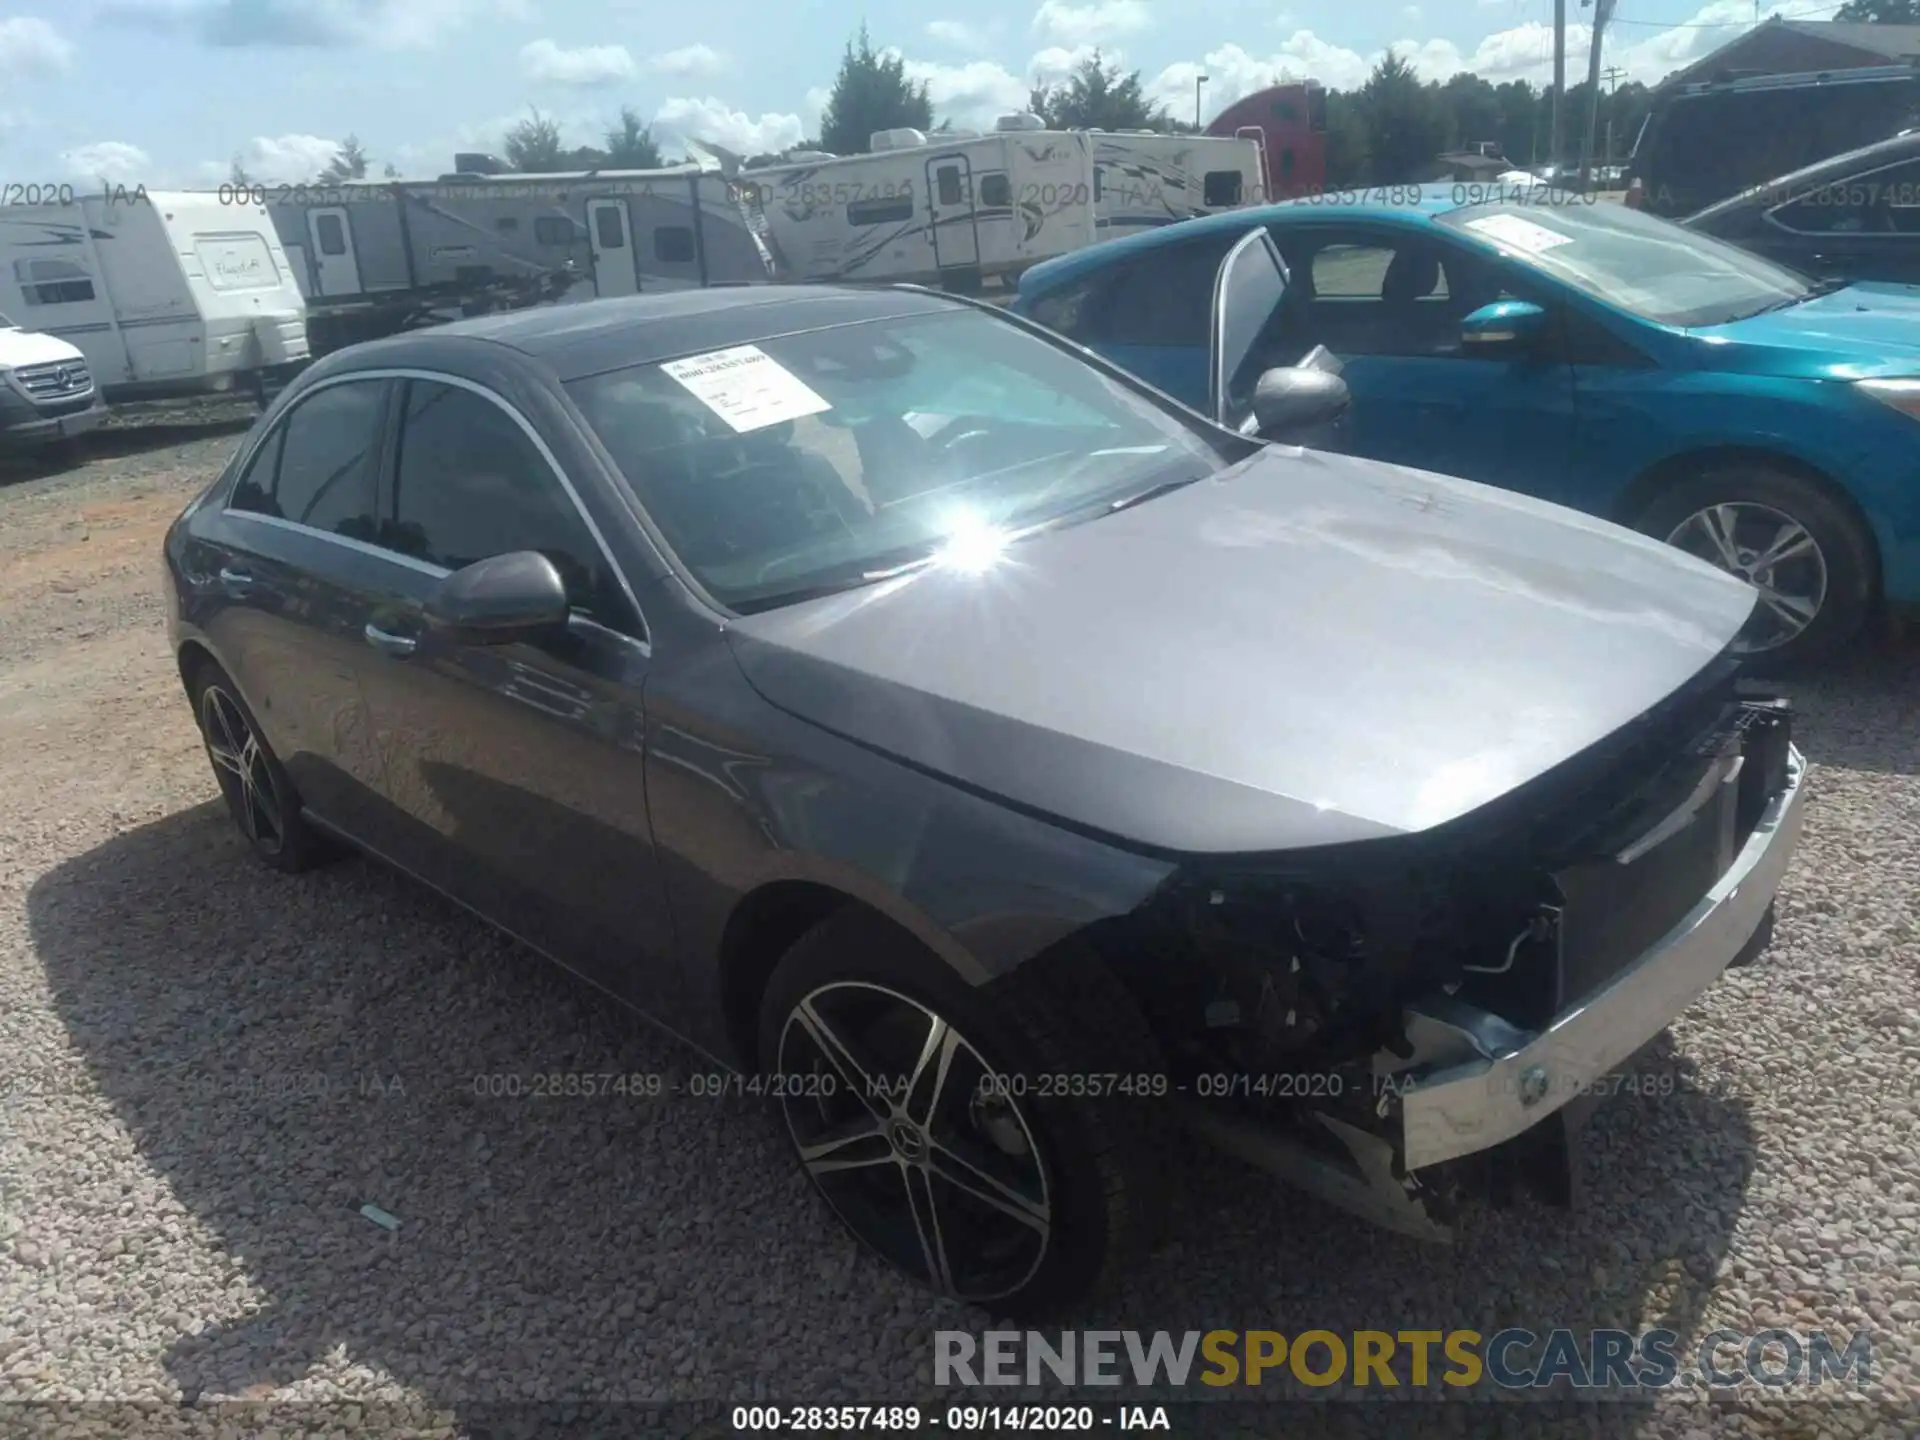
{"left": 163, "top": 238, "right": 1806, "bottom": 1315}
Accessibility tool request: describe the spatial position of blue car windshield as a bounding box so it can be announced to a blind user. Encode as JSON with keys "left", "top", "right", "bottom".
{"left": 1437, "top": 198, "right": 1814, "bottom": 327}
{"left": 567, "top": 309, "right": 1225, "bottom": 612}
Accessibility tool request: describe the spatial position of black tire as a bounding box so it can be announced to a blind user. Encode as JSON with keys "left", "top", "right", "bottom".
{"left": 1633, "top": 461, "right": 1876, "bottom": 670}
{"left": 758, "top": 909, "right": 1173, "bottom": 1317}
{"left": 186, "top": 658, "right": 338, "bottom": 873}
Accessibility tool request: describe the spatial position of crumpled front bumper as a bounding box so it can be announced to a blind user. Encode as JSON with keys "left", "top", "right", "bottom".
{"left": 1397, "top": 742, "right": 1807, "bottom": 1172}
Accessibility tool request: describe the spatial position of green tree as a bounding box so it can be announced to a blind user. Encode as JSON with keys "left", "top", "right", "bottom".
{"left": 604, "top": 106, "right": 663, "bottom": 168}
{"left": 1028, "top": 51, "right": 1171, "bottom": 130}
{"left": 1322, "top": 90, "right": 1370, "bottom": 187}
{"left": 1836, "top": 0, "right": 1920, "bottom": 19}
{"left": 819, "top": 24, "right": 933, "bottom": 155}
{"left": 319, "top": 134, "right": 369, "bottom": 183}
{"left": 383, "top": 162, "right": 400, "bottom": 179}
{"left": 228, "top": 155, "right": 254, "bottom": 187}
{"left": 1357, "top": 50, "right": 1447, "bottom": 181}
{"left": 1437, "top": 74, "right": 1504, "bottom": 155}
{"left": 503, "top": 109, "right": 568, "bottom": 171}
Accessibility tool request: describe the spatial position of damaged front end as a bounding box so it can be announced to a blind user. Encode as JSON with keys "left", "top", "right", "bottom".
{"left": 1101, "top": 663, "right": 1808, "bottom": 1240}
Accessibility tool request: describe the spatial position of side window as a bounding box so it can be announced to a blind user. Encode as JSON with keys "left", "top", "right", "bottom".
{"left": 1203, "top": 171, "right": 1243, "bottom": 208}
{"left": 1099, "top": 233, "right": 1240, "bottom": 347}
{"left": 495, "top": 216, "right": 520, "bottom": 233}
{"left": 13, "top": 258, "right": 96, "bottom": 306}
{"left": 654, "top": 225, "right": 695, "bottom": 263}
{"left": 534, "top": 216, "right": 577, "bottom": 246}
{"left": 1025, "top": 274, "right": 1111, "bottom": 341}
{"left": 594, "top": 206, "right": 626, "bottom": 249}
{"left": 228, "top": 381, "right": 385, "bottom": 541}
{"left": 387, "top": 381, "right": 630, "bottom": 629}
{"left": 1771, "top": 180, "right": 1887, "bottom": 236}
{"left": 1299, "top": 235, "right": 1471, "bottom": 359}
{"left": 936, "top": 165, "right": 963, "bottom": 206}
{"left": 848, "top": 195, "right": 914, "bottom": 226}
{"left": 314, "top": 213, "right": 348, "bottom": 257}
{"left": 979, "top": 173, "right": 1011, "bottom": 208}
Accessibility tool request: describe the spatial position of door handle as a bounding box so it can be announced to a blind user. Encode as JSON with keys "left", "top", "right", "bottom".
{"left": 363, "top": 623, "right": 418, "bottom": 658}
{"left": 217, "top": 566, "right": 254, "bottom": 591}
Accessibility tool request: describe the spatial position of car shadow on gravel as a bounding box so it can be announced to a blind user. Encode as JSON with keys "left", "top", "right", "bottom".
{"left": 29, "top": 799, "right": 1762, "bottom": 1427}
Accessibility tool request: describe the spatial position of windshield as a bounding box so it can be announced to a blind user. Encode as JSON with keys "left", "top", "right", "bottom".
{"left": 1437, "top": 198, "right": 1814, "bottom": 326}
{"left": 568, "top": 309, "right": 1226, "bottom": 612}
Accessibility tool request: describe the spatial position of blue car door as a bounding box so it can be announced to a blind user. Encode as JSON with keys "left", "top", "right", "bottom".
{"left": 1268, "top": 225, "right": 1578, "bottom": 495}
{"left": 1072, "top": 230, "right": 1245, "bottom": 409}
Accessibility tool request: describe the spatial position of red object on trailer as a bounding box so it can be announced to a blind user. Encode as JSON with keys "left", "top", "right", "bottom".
{"left": 1205, "top": 82, "right": 1329, "bottom": 199}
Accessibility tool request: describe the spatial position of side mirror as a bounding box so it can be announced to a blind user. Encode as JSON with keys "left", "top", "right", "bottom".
{"left": 424, "top": 550, "right": 571, "bottom": 646}
{"left": 1251, "top": 365, "right": 1351, "bottom": 441}
{"left": 1461, "top": 299, "right": 1547, "bottom": 353}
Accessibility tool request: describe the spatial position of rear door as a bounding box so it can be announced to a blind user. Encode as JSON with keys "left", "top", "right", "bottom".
{"left": 195, "top": 377, "right": 395, "bottom": 836}
{"left": 587, "top": 198, "right": 640, "bottom": 296}
{"left": 349, "top": 375, "right": 676, "bottom": 1012}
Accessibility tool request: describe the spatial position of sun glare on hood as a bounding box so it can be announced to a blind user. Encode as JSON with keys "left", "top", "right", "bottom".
{"left": 932, "top": 509, "right": 1013, "bottom": 574}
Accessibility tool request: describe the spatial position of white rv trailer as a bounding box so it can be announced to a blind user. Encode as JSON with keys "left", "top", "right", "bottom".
{"left": 739, "top": 124, "right": 1099, "bottom": 289}
{"left": 1089, "top": 131, "right": 1268, "bottom": 239}
{"left": 260, "top": 163, "right": 773, "bottom": 310}
{"left": 0, "top": 190, "right": 310, "bottom": 404}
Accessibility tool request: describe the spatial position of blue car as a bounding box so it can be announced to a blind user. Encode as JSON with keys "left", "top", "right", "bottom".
{"left": 1011, "top": 192, "right": 1920, "bottom": 666}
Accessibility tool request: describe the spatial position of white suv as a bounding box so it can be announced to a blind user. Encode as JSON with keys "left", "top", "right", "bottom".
{"left": 0, "top": 312, "right": 108, "bottom": 454}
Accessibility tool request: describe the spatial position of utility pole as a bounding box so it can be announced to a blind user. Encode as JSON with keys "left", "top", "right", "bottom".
{"left": 1551, "top": 0, "right": 1567, "bottom": 171}
{"left": 1580, "top": 0, "right": 1617, "bottom": 184}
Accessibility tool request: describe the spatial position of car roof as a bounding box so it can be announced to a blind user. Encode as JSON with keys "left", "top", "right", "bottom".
{"left": 1017, "top": 195, "right": 1460, "bottom": 295}
{"left": 326, "top": 283, "right": 966, "bottom": 382}
{"left": 1687, "top": 128, "right": 1920, "bottom": 223}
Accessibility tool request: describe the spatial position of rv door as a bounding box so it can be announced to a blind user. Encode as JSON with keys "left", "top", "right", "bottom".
{"left": 588, "top": 199, "right": 640, "bottom": 296}
{"left": 926, "top": 154, "right": 981, "bottom": 275}
{"left": 306, "top": 208, "right": 362, "bottom": 296}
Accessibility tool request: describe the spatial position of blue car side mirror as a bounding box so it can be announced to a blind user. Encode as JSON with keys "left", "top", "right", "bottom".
{"left": 1461, "top": 299, "right": 1548, "bottom": 351}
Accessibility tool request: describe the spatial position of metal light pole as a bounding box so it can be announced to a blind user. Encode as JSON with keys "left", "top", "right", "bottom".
{"left": 1195, "top": 75, "right": 1209, "bottom": 131}
{"left": 1551, "top": 0, "right": 1566, "bottom": 170}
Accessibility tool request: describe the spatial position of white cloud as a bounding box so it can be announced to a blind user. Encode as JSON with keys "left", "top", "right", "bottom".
{"left": 95, "top": 0, "right": 524, "bottom": 50}
{"left": 649, "top": 43, "right": 726, "bottom": 77}
{"left": 802, "top": 86, "right": 830, "bottom": 136}
{"left": 652, "top": 97, "right": 805, "bottom": 156}
{"left": 1029, "top": 44, "right": 1105, "bottom": 86}
{"left": 60, "top": 141, "right": 150, "bottom": 185}
{"left": 902, "top": 59, "right": 1030, "bottom": 129}
{"left": 1031, "top": 0, "right": 1150, "bottom": 46}
{"left": 0, "top": 17, "right": 74, "bottom": 79}
{"left": 521, "top": 39, "right": 636, "bottom": 86}
{"left": 226, "top": 133, "right": 346, "bottom": 183}
{"left": 926, "top": 20, "right": 989, "bottom": 51}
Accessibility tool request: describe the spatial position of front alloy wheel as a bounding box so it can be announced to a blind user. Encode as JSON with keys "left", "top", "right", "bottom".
{"left": 1666, "top": 501, "right": 1827, "bottom": 654}
{"left": 777, "top": 981, "right": 1053, "bottom": 1304}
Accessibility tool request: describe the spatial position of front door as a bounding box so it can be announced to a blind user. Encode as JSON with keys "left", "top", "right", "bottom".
{"left": 587, "top": 198, "right": 641, "bottom": 297}
{"left": 305, "top": 207, "right": 362, "bottom": 295}
{"left": 1271, "top": 227, "right": 1577, "bottom": 494}
{"left": 927, "top": 155, "right": 980, "bottom": 271}
{"left": 349, "top": 376, "right": 677, "bottom": 1014}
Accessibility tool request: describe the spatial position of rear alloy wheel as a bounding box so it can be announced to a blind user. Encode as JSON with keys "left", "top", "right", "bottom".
{"left": 189, "top": 662, "right": 336, "bottom": 873}
{"left": 778, "top": 981, "right": 1052, "bottom": 1303}
{"left": 1637, "top": 463, "right": 1875, "bottom": 669}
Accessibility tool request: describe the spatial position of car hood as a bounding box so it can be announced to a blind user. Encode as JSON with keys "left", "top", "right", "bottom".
{"left": 0, "top": 325, "right": 86, "bottom": 369}
{"left": 725, "top": 447, "right": 1758, "bottom": 857}
{"left": 1690, "top": 283, "right": 1920, "bottom": 378}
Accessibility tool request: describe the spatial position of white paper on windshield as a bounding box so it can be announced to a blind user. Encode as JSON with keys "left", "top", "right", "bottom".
{"left": 1464, "top": 213, "right": 1574, "bottom": 255}
{"left": 659, "top": 344, "right": 831, "bottom": 433}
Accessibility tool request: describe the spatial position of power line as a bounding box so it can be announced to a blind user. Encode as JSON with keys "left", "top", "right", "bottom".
{"left": 1609, "top": 5, "right": 1840, "bottom": 27}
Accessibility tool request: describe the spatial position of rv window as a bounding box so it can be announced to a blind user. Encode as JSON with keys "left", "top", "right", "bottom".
{"left": 496, "top": 217, "right": 520, "bottom": 233}
{"left": 594, "top": 206, "right": 627, "bottom": 249}
{"left": 1093, "top": 168, "right": 1105, "bottom": 202}
{"left": 847, "top": 195, "right": 915, "bottom": 226}
{"left": 979, "top": 174, "right": 1011, "bottom": 208}
{"left": 936, "top": 166, "right": 964, "bottom": 206}
{"left": 13, "top": 258, "right": 95, "bottom": 306}
{"left": 1204, "top": 171, "right": 1244, "bottom": 208}
{"left": 654, "top": 226, "right": 696, "bottom": 263}
{"left": 389, "top": 380, "right": 631, "bottom": 627}
{"left": 535, "top": 216, "right": 578, "bottom": 246}
{"left": 314, "top": 213, "right": 348, "bottom": 257}
{"left": 234, "top": 380, "right": 385, "bottom": 540}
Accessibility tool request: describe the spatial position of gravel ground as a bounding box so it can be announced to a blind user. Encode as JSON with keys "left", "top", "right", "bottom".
{"left": 0, "top": 419, "right": 1917, "bottom": 1440}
